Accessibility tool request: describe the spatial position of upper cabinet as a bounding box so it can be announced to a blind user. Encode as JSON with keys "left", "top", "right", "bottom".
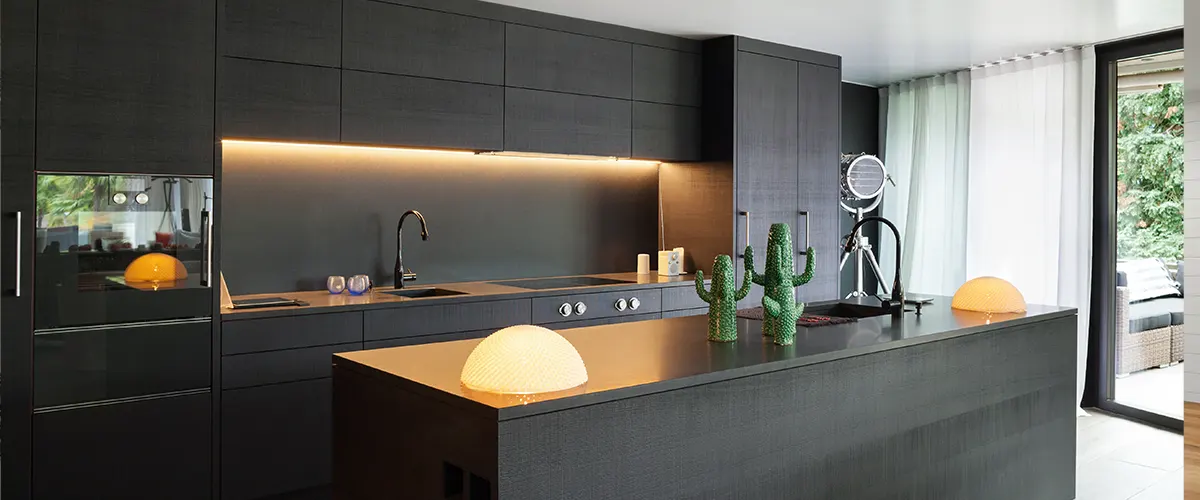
{"left": 223, "top": 0, "right": 342, "bottom": 67}
{"left": 343, "top": 0, "right": 503, "bottom": 84}
{"left": 37, "top": 0, "right": 216, "bottom": 175}
{"left": 504, "top": 88, "right": 631, "bottom": 157}
{"left": 220, "top": 58, "right": 341, "bottom": 143}
{"left": 633, "top": 46, "right": 702, "bottom": 107}
{"left": 505, "top": 25, "right": 632, "bottom": 99}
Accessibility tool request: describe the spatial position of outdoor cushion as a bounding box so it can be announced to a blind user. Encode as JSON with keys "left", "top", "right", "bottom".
{"left": 1117, "top": 259, "right": 1181, "bottom": 302}
{"left": 1128, "top": 298, "right": 1181, "bottom": 333}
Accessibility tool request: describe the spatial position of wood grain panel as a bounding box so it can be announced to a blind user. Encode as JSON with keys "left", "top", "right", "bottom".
{"left": 363, "top": 329, "right": 493, "bottom": 350}
{"left": 658, "top": 162, "right": 735, "bottom": 276}
{"left": 222, "top": 312, "right": 363, "bottom": 355}
{"left": 223, "top": 379, "right": 332, "bottom": 500}
{"left": 504, "top": 88, "right": 632, "bottom": 157}
{"left": 531, "top": 289, "right": 661, "bottom": 324}
{"left": 363, "top": 299, "right": 530, "bottom": 341}
{"left": 1186, "top": 402, "right": 1200, "bottom": 499}
{"left": 220, "top": 57, "right": 341, "bottom": 142}
{"left": 796, "top": 61, "right": 842, "bottom": 302}
{"left": 223, "top": 0, "right": 342, "bottom": 66}
{"left": 222, "top": 341, "right": 361, "bottom": 389}
{"left": 631, "top": 102, "right": 701, "bottom": 161}
{"left": 632, "top": 45, "right": 702, "bottom": 106}
{"left": 343, "top": 0, "right": 503, "bottom": 84}
{"left": 539, "top": 312, "right": 661, "bottom": 330}
{"left": 341, "top": 70, "right": 504, "bottom": 150}
{"left": 505, "top": 24, "right": 632, "bottom": 99}
{"left": 36, "top": 0, "right": 215, "bottom": 174}
{"left": 661, "top": 307, "right": 707, "bottom": 319}
{"left": 661, "top": 284, "right": 710, "bottom": 311}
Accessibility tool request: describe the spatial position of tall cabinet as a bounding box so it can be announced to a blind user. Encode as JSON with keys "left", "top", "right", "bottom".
{"left": 664, "top": 36, "right": 841, "bottom": 305}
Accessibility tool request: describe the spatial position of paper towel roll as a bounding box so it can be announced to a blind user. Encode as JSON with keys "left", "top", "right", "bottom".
{"left": 637, "top": 254, "right": 651, "bottom": 274}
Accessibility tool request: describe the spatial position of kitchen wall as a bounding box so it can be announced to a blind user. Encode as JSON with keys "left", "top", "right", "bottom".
{"left": 839, "top": 82, "right": 882, "bottom": 297}
{"left": 221, "top": 141, "right": 659, "bottom": 294}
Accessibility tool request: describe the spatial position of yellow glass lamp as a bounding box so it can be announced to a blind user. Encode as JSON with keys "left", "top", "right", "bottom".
{"left": 951, "top": 276, "right": 1026, "bottom": 313}
{"left": 124, "top": 253, "right": 188, "bottom": 284}
{"left": 460, "top": 325, "right": 588, "bottom": 395}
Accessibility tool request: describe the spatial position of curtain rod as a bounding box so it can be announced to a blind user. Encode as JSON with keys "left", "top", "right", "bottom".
{"left": 893, "top": 44, "right": 1089, "bottom": 85}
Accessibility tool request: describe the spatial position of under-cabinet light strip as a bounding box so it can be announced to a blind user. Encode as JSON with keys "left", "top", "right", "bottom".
{"left": 221, "top": 139, "right": 661, "bottom": 166}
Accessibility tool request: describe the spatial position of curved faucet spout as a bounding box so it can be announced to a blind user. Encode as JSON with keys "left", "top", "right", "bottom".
{"left": 846, "top": 216, "right": 904, "bottom": 311}
{"left": 395, "top": 210, "right": 429, "bottom": 289}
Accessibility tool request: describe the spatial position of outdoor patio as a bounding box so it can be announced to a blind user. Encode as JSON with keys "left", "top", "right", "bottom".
{"left": 1115, "top": 363, "right": 1184, "bottom": 419}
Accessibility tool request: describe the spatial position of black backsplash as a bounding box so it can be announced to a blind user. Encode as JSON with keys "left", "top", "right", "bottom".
{"left": 221, "top": 142, "right": 659, "bottom": 294}
{"left": 839, "top": 82, "right": 882, "bottom": 297}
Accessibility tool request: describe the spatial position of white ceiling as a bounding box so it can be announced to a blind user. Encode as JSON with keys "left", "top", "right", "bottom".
{"left": 483, "top": 0, "right": 1183, "bottom": 86}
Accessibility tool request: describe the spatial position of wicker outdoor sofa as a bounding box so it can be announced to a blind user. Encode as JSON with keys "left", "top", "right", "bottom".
{"left": 1115, "top": 259, "right": 1185, "bottom": 376}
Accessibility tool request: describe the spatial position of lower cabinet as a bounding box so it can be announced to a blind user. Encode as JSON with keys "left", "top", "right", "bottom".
{"left": 222, "top": 379, "right": 333, "bottom": 500}
{"left": 662, "top": 307, "right": 708, "bottom": 319}
{"left": 541, "top": 312, "right": 660, "bottom": 330}
{"left": 32, "top": 391, "right": 212, "bottom": 500}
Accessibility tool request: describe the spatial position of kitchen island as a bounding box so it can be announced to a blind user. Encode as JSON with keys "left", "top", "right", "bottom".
{"left": 333, "top": 299, "right": 1077, "bottom": 500}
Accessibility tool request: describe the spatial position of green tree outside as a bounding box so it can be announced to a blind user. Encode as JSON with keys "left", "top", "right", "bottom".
{"left": 1117, "top": 81, "right": 1184, "bottom": 260}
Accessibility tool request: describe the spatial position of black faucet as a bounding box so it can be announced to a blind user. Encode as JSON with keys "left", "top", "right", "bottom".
{"left": 394, "top": 210, "right": 428, "bottom": 289}
{"left": 845, "top": 216, "right": 904, "bottom": 316}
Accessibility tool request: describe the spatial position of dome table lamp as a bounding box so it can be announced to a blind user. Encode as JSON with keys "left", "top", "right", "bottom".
{"left": 951, "top": 277, "right": 1026, "bottom": 314}
{"left": 460, "top": 325, "right": 588, "bottom": 395}
{"left": 123, "top": 253, "right": 189, "bottom": 291}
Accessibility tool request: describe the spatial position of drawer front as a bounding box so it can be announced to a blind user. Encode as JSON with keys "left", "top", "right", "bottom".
{"left": 364, "top": 299, "right": 531, "bottom": 341}
{"left": 662, "top": 284, "right": 709, "bottom": 311}
{"left": 222, "top": 379, "right": 331, "bottom": 500}
{"left": 363, "top": 329, "right": 492, "bottom": 350}
{"left": 662, "top": 307, "right": 708, "bottom": 319}
{"left": 541, "top": 312, "right": 661, "bottom": 330}
{"left": 532, "top": 289, "right": 661, "bottom": 324}
{"left": 222, "top": 341, "right": 361, "bottom": 389}
{"left": 34, "top": 320, "right": 212, "bottom": 408}
{"left": 222, "top": 312, "right": 362, "bottom": 355}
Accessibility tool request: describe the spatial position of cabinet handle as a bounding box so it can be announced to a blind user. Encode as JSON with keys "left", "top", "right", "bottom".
{"left": 737, "top": 211, "right": 750, "bottom": 258}
{"left": 201, "top": 209, "right": 212, "bottom": 287}
{"left": 797, "top": 211, "right": 810, "bottom": 255}
{"left": 14, "top": 211, "right": 21, "bottom": 297}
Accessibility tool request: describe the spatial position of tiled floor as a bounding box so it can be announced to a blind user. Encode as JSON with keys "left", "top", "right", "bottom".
{"left": 1115, "top": 363, "right": 1184, "bottom": 419}
{"left": 1077, "top": 410, "right": 1183, "bottom": 499}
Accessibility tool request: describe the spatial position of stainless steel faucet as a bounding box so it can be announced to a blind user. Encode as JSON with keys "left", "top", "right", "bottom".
{"left": 394, "top": 210, "right": 428, "bottom": 289}
{"left": 845, "top": 216, "right": 904, "bottom": 316}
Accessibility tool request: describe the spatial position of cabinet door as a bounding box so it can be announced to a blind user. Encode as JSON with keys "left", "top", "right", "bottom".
{"left": 796, "top": 62, "right": 842, "bottom": 302}
{"left": 632, "top": 45, "right": 702, "bottom": 106}
{"left": 632, "top": 102, "right": 701, "bottom": 161}
{"left": 504, "top": 88, "right": 632, "bottom": 157}
{"left": 735, "top": 52, "right": 799, "bottom": 308}
{"left": 36, "top": 0, "right": 215, "bottom": 174}
{"left": 343, "top": 0, "right": 503, "bottom": 84}
{"left": 222, "top": 379, "right": 333, "bottom": 500}
{"left": 341, "top": 70, "right": 504, "bottom": 150}
{"left": 32, "top": 392, "right": 212, "bottom": 500}
{"left": 221, "top": 58, "right": 341, "bottom": 142}
{"left": 223, "top": 0, "right": 342, "bottom": 67}
{"left": 505, "top": 24, "right": 632, "bottom": 99}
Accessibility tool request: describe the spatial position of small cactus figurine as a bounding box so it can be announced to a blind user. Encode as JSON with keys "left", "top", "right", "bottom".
{"left": 745, "top": 223, "right": 815, "bottom": 346}
{"left": 695, "top": 254, "right": 752, "bottom": 342}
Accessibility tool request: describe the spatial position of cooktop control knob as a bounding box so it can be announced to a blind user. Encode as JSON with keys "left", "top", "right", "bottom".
{"left": 615, "top": 298, "right": 628, "bottom": 311}
{"left": 574, "top": 302, "right": 587, "bottom": 315}
{"left": 629, "top": 297, "right": 641, "bottom": 310}
{"left": 559, "top": 303, "right": 573, "bottom": 317}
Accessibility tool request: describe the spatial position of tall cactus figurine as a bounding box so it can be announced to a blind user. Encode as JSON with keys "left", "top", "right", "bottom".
{"left": 695, "top": 255, "right": 752, "bottom": 342}
{"left": 745, "top": 223, "right": 815, "bottom": 346}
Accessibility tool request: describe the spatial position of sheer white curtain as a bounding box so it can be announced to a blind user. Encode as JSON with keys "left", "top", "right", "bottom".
{"left": 881, "top": 72, "right": 971, "bottom": 296}
{"left": 967, "top": 48, "right": 1095, "bottom": 413}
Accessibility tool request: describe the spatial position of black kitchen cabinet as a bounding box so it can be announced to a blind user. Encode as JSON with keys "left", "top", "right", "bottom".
{"left": 343, "top": 0, "right": 503, "bottom": 84}
{"left": 32, "top": 392, "right": 212, "bottom": 500}
{"left": 735, "top": 51, "right": 800, "bottom": 307}
{"left": 505, "top": 88, "right": 632, "bottom": 157}
{"left": 632, "top": 45, "right": 702, "bottom": 106}
{"left": 222, "top": 379, "right": 332, "bottom": 500}
{"left": 36, "top": 0, "right": 215, "bottom": 174}
{"left": 541, "top": 311, "right": 661, "bottom": 330}
{"left": 341, "top": 70, "right": 504, "bottom": 150}
{"left": 796, "top": 62, "right": 842, "bottom": 301}
{"left": 632, "top": 102, "right": 701, "bottom": 161}
{"left": 505, "top": 24, "right": 632, "bottom": 99}
{"left": 223, "top": 0, "right": 342, "bottom": 67}
{"left": 363, "top": 298, "right": 530, "bottom": 341}
{"left": 221, "top": 58, "right": 341, "bottom": 142}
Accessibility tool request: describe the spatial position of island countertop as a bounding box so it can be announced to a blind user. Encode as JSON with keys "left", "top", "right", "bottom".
{"left": 333, "top": 298, "right": 1077, "bottom": 420}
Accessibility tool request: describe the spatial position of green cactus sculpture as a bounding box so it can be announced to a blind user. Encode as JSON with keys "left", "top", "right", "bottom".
{"left": 745, "top": 223, "right": 815, "bottom": 346}
{"left": 695, "top": 255, "right": 753, "bottom": 342}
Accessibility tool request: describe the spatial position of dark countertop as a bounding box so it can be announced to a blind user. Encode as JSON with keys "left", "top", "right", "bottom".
{"left": 334, "top": 297, "right": 1077, "bottom": 420}
{"left": 222, "top": 272, "right": 699, "bottom": 321}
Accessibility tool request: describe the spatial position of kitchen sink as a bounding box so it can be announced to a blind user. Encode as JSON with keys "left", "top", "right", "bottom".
{"left": 805, "top": 301, "right": 895, "bottom": 319}
{"left": 488, "top": 276, "right": 633, "bottom": 290}
{"left": 381, "top": 288, "right": 468, "bottom": 299}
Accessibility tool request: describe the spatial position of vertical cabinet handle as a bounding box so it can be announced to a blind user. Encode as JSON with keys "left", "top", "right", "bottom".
{"left": 797, "top": 211, "right": 810, "bottom": 255}
{"left": 14, "top": 211, "right": 21, "bottom": 297}
{"left": 201, "top": 209, "right": 212, "bottom": 287}
{"left": 737, "top": 211, "right": 750, "bottom": 257}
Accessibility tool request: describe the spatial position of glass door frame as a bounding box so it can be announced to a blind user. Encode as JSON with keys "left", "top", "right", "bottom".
{"left": 1087, "top": 28, "right": 1184, "bottom": 432}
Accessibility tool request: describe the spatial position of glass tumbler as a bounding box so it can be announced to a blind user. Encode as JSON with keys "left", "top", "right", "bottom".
{"left": 347, "top": 274, "right": 371, "bottom": 295}
{"left": 327, "top": 276, "right": 346, "bottom": 294}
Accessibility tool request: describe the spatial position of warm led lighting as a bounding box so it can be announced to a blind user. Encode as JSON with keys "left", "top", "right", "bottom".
{"left": 460, "top": 325, "right": 588, "bottom": 395}
{"left": 221, "top": 139, "right": 477, "bottom": 155}
{"left": 477, "top": 150, "right": 660, "bottom": 165}
{"left": 951, "top": 276, "right": 1026, "bottom": 313}
{"left": 124, "top": 253, "right": 188, "bottom": 284}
